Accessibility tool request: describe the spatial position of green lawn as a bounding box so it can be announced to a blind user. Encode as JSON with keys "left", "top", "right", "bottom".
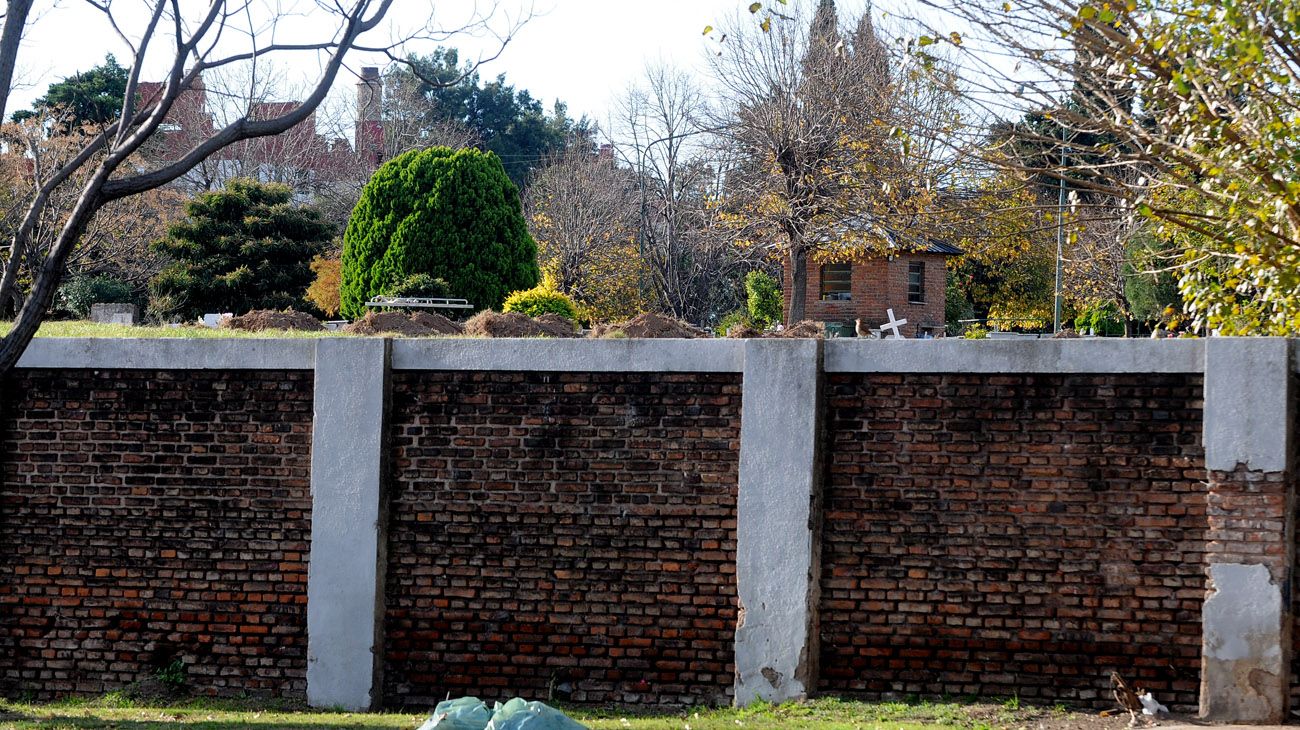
{"left": 0, "top": 321, "right": 350, "bottom": 339}
{"left": 0, "top": 696, "right": 1074, "bottom": 730}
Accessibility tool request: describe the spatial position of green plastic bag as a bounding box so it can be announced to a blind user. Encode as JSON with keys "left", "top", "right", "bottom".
{"left": 417, "top": 696, "right": 493, "bottom": 730}
{"left": 486, "top": 698, "right": 589, "bottom": 730}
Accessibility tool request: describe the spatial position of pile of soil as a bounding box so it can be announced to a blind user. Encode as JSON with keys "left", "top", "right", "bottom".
{"left": 724, "top": 323, "right": 764, "bottom": 338}
{"left": 591, "top": 312, "right": 706, "bottom": 339}
{"left": 221, "top": 309, "right": 323, "bottom": 332}
{"left": 462, "top": 310, "right": 580, "bottom": 338}
{"left": 344, "top": 310, "right": 462, "bottom": 336}
{"left": 776, "top": 320, "right": 825, "bottom": 338}
{"left": 534, "top": 312, "right": 581, "bottom": 337}
{"left": 724, "top": 320, "right": 824, "bottom": 339}
{"left": 409, "top": 310, "right": 464, "bottom": 335}
{"left": 1052, "top": 328, "right": 1082, "bottom": 339}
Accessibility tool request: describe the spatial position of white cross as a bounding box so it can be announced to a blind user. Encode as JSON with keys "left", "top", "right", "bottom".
{"left": 880, "top": 308, "right": 908, "bottom": 339}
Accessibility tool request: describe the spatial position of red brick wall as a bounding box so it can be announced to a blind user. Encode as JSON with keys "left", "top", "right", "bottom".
{"left": 782, "top": 253, "right": 948, "bottom": 334}
{"left": 384, "top": 371, "right": 741, "bottom": 707}
{"left": 820, "top": 373, "right": 1207, "bottom": 709}
{"left": 0, "top": 369, "right": 314, "bottom": 701}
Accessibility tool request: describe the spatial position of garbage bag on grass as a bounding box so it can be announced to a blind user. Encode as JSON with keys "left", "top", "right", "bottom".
{"left": 416, "top": 696, "right": 493, "bottom": 730}
{"left": 486, "top": 698, "right": 589, "bottom": 730}
{"left": 416, "top": 697, "right": 588, "bottom": 730}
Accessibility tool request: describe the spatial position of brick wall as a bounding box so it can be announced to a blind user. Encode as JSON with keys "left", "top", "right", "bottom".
{"left": 783, "top": 254, "right": 948, "bottom": 334}
{"left": 819, "top": 373, "right": 1207, "bottom": 709}
{"left": 383, "top": 371, "right": 741, "bottom": 707}
{"left": 0, "top": 369, "right": 313, "bottom": 701}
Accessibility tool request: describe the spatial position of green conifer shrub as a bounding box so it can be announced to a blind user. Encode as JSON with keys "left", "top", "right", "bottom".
{"left": 340, "top": 147, "right": 539, "bottom": 319}
{"left": 148, "top": 180, "right": 332, "bottom": 320}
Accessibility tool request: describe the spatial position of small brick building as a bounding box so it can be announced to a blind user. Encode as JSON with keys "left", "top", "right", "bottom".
{"left": 783, "top": 238, "right": 960, "bottom": 337}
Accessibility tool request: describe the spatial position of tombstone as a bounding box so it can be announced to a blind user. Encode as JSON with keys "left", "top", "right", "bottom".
{"left": 202, "top": 313, "right": 232, "bottom": 328}
{"left": 90, "top": 303, "right": 137, "bottom": 326}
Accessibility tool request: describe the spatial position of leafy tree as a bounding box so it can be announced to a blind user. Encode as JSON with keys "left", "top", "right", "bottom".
{"left": 397, "top": 49, "right": 592, "bottom": 187}
{"left": 744, "top": 271, "right": 782, "bottom": 329}
{"left": 340, "top": 146, "right": 538, "bottom": 318}
{"left": 916, "top": 0, "right": 1300, "bottom": 334}
{"left": 710, "top": 0, "right": 960, "bottom": 322}
{"left": 12, "top": 54, "right": 127, "bottom": 127}
{"left": 149, "top": 179, "right": 332, "bottom": 320}
{"left": 305, "top": 256, "right": 342, "bottom": 317}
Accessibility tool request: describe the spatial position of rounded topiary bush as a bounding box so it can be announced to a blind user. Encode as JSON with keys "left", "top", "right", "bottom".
{"left": 502, "top": 284, "right": 580, "bottom": 322}
{"left": 340, "top": 147, "right": 539, "bottom": 319}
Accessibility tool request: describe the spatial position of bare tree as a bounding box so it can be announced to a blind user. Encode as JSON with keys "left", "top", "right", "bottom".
{"left": 613, "top": 64, "right": 754, "bottom": 324}
{"left": 524, "top": 145, "right": 639, "bottom": 308}
{"left": 709, "top": 0, "right": 963, "bottom": 322}
{"left": 0, "top": 0, "right": 521, "bottom": 373}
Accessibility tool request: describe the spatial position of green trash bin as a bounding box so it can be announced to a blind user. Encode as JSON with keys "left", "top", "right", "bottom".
{"left": 824, "top": 321, "right": 853, "bottom": 338}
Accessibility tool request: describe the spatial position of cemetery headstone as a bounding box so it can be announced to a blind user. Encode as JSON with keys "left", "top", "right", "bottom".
{"left": 90, "top": 303, "right": 137, "bottom": 326}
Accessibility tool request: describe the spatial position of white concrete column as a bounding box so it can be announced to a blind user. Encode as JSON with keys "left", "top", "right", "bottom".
{"left": 734, "top": 338, "right": 823, "bottom": 706}
{"left": 306, "top": 338, "right": 391, "bottom": 710}
{"left": 1200, "top": 338, "right": 1293, "bottom": 723}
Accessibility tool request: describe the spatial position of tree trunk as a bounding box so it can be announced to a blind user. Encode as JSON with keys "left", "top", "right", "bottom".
{"left": 788, "top": 246, "right": 809, "bottom": 324}
{"left": 0, "top": 0, "right": 34, "bottom": 122}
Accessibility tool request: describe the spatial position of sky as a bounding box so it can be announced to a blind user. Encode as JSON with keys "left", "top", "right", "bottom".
{"left": 10, "top": 0, "right": 878, "bottom": 127}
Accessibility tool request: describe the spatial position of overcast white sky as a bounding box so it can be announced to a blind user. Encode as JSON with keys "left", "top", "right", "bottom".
{"left": 11, "top": 0, "right": 880, "bottom": 125}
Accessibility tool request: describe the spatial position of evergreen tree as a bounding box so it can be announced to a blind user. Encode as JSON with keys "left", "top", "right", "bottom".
{"left": 393, "top": 49, "right": 592, "bottom": 187}
{"left": 149, "top": 180, "right": 332, "bottom": 320}
{"left": 13, "top": 55, "right": 128, "bottom": 127}
{"left": 340, "top": 146, "right": 539, "bottom": 318}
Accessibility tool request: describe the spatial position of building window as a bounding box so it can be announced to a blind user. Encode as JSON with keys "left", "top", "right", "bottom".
{"left": 907, "top": 261, "right": 925, "bottom": 304}
{"left": 820, "top": 263, "right": 852, "bottom": 301}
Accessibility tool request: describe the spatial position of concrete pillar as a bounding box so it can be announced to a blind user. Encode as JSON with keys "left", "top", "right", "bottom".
{"left": 306, "top": 338, "right": 391, "bottom": 710}
{"left": 733, "top": 338, "right": 823, "bottom": 705}
{"left": 1200, "top": 338, "right": 1293, "bottom": 723}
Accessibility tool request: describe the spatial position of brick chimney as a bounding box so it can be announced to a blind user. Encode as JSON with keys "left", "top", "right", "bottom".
{"left": 355, "top": 66, "right": 384, "bottom": 167}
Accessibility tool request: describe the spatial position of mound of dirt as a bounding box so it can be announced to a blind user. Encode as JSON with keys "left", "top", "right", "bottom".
{"left": 344, "top": 310, "right": 460, "bottom": 337}
{"left": 462, "top": 310, "right": 580, "bottom": 338}
{"left": 409, "top": 310, "right": 464, "bottom": 335}
{"left": 1052, "top": 328, "right": 1082, "bottom": 339}
{"left": 534, "top": 312, "right": 580, "bottom": 337}
{"left": 775, "top": 320, "right": 825, "bottom": 338}
{"left": 591, "top": 312, "right": 706, "bottom": 339}
{"left": 723, "top": 319, "right": 823, "bottom": 339}
{"left": 724, "top": 323, "right": 764, "bottom": 338}
{"left": 221, "top": 309, "right": 324, "bottom": 332}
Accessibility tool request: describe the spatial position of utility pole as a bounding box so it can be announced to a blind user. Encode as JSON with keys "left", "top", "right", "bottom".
{"left": 1053, "top": 140, "right": 1066, "bottom": 333}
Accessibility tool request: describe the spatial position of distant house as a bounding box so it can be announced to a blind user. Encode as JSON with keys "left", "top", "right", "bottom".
{"left": 782, "top": 222, "right": 961, "bottom": 337}
{"left": 136, "top": 67, "right": 385, "bottom": 196}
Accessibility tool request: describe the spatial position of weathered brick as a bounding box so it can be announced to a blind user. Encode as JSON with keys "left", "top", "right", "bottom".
{"left": 0, "top": 369, "right": 313, "bottom": 701}
{"left": 383, "top": 371, "right": 741, "bottom": 707}
{"left": 818, "top": 373, "right": 1206, "bottom": 710}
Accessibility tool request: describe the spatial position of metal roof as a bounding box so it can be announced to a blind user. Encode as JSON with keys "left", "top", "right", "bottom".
{"left": 832, "top": 214, "right": 964, "bottom": 256}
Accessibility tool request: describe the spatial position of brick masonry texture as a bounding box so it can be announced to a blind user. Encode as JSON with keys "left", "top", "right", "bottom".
{"left": 782, "top": 254, "right": 948, "bottom": 334}
{"left": 0, "top": 369, "right": 313, "bottom": 701}
{"left": 384, "top": 371, "right": 740, "bottom": 708}
{"left": 819, "top": 374, "right": 1207, "bottom": 710}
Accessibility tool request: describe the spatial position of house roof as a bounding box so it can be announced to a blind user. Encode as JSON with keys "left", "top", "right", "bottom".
{"left": 833, "top": 214, "right": 963, "bottom": 257}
